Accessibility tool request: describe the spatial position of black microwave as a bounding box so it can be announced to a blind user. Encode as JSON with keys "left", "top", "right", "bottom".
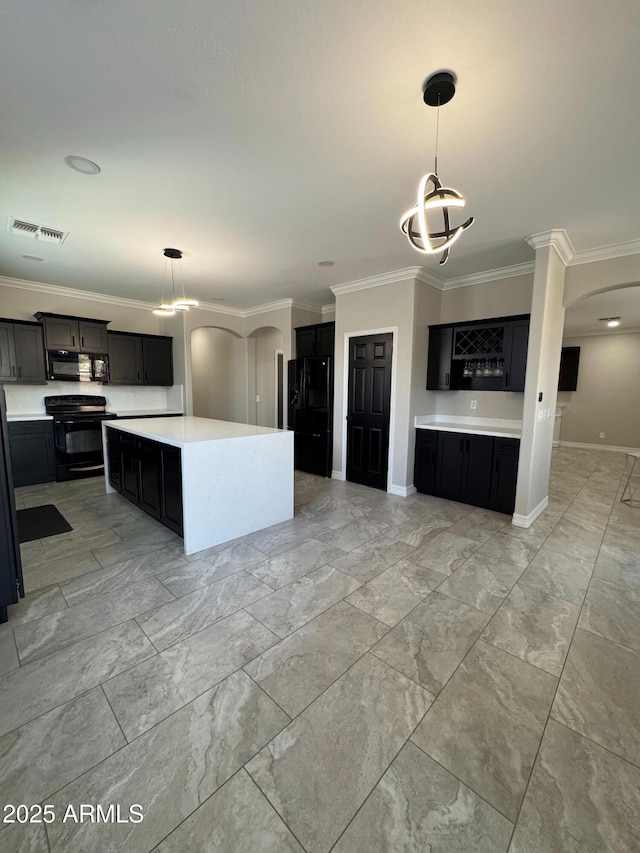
{"left": 46, "top": 350, "right": 109, "bottom": 382}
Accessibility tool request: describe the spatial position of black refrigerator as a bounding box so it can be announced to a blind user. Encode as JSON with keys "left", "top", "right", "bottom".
{"left": 288, "top": 357, "right": 333, "bottom": 477}
{"left": 0, "top": 386, "right": 24, "bottom": 623}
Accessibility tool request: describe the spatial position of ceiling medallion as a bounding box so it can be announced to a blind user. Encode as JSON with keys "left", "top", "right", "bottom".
{"left": 152, "top": 248, "right": 199, "bottom": 317}
{"left": 400, "top": 71, "right": 473, "bottom": 265}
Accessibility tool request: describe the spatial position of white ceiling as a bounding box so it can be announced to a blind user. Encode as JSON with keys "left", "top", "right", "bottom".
{"left": 564, "top": 284, "right": 640, "bottom": 336}
{"left": 1, "top": 0, "right": 640, "bottom": 312}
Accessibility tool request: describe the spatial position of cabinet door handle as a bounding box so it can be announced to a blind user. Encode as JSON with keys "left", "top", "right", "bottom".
{"left": 137, "top": 371, "right": 141, "bottom": 381}
{"left": 11, "top": 365, "right": 15, "bottom": 377}
{"left": 505, "top": 371, "right": 509, "bottom": 385}
{"left": 144, "top": 371, "right": 148, "bottom": 382}
{"left": 445, "top": 372, "right": 450, "bottom": 385}
{"left": 17, "top": 366, "right": 21, "bottom": 379}
{"left": 72, "top": 335, "right": 75, "bottom": 346}
{"left": 81, "top": 336, "right": 85, "bottom": 348}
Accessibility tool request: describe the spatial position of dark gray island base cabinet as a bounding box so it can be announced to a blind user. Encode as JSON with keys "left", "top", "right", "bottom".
{"left": 107, "top": 428, "right": 183, "bottom": 536}
{"left": 414, "top": 428, "right": 520, "bottom": 514}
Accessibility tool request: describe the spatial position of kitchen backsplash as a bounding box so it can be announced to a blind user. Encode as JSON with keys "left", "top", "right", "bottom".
{"left": 4, "top": 382, "right": 184, "bottom": 414}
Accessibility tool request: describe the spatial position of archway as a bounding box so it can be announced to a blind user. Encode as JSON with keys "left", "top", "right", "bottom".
{"left": 190, "top": 326, "right": 247, "bottom": 423}
{"left": 247, "top": 325, "right": 285, "bottom": 428}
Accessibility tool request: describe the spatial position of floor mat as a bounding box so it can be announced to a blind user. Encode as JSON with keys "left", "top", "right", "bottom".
{"left": 17, "top": 504, "right": 73, "bottom": 543}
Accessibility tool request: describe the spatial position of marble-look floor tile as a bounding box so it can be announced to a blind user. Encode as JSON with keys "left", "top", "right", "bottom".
{"left": 23, "top": 551, "right": 103, "bottom": 592}
{"left": 0, "top": 687, "right": 124, "bottom": 805}
{"left": 248, "top": 538, "right": 345, "bottom": 589}
{"left": 0, "top": 631, "right": 19, "bottom": 676}
{"left": 0, "top": 620, "right": 155, "bottom": 737}
{"left": 136, "top": 570, "right": 271, "bottom": 651}
{"left": 392, "top": 517, "right": 454, "bottom": 548}
{"left": 518, "top": 547, "right": 594, "bottom": 605}
{"left": 60, "top": 547, "right": 188, "bottom": 606}
{"left": 23, "top": 529, "right": 122, "bottom": 568}
{"left": 91, "top": 535, "right": 182, "bottom": 569}
{"left": 552, "top": 628, "right": 640, "bottom": 766}
{"left": 412, "top": 640, "right": 557, "bottom": 821}
{"left": 47, "top": 670, "right": 289, "bottom": 853}
{"left": 103, "top": 610, "right": 279, "bottom": 740}
{"left": 15, "top": 577, "right": 174, "bottom": 664}
{"left": 328, "top": 531, "right": 415, "bottom": 582}
{"left": 157, "top": 541, "right": 267, "bottom": 597}
{"left": 244, "top": 601, "right": 387, "bottom": 716}
{"left": 317, "top": 516, "right": 390, "bottom": 551}
{"left": 299, "top": 495, "right": 371, "bottom": 530}
{"left": 245, "top": 565, "right": 361, "bottom": 638}
{"left": 0, "top": 822, "right": 48, "bottom": 853}
{"left": 409, "top": 532, "right": 481, "bottom": 575}
{"left": 371, "top": 591, "right": 489, "bottom": 695}
{"left": 4, "top": 584, "right": 68, "bottom": 627}
{"left": 511, "top": 718, "right": 640, "bottom": 853}
{"left": 437, "top": 553, "right": 523, "bottom": 614}
{"left": 247, "top": 654, "right": 432, "bottom": 853}
{"left": 476, "top": 533, "right": 541, "bottom": 569}
{"left": 154, "top": 769, "right": 304, "bottom": 852}
{"left": 594, "top": 540, "right": 640, "bottom": 591}
{"left": 579, "top": 576, "right": 640, "bottom": 652}
{"left": 482, "top": 583, "right": 580, "bottom": 676}
{"left": 246, "top": 517, "right": 330, "bottom": 556}
{"left": 445, "top": 509, "right": 509, "bottom": 543}
{"left": 501, "top": 514, "right": 558, "bottom": 547}
{"left": 333, "top": 742, "right": 513, "bottom": 853}
{"left": 346, "top": 559, "right": 444, "bottom": 626}
{"left": 543, "top": 519, "right": 603, "bottom": 563}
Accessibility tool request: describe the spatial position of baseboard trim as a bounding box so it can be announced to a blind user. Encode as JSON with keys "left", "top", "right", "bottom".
{"left": 389, "top": 484, "right": 417, "bottom": 497}
{"left": 558, "top": 441, "right": 639, "bottom": 454}
{"left": 331, "top": 469, "right": 345, "bottom": 481}
{"left": 512, "top": 496, "right": 549, "bottom": 529}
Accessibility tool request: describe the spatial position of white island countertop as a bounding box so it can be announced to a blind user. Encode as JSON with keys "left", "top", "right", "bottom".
{"left": 106, "top": 416, "right": 285, "bottom": 447}
{"left": 415, "top": 415, "right": 522, "bottom": 439}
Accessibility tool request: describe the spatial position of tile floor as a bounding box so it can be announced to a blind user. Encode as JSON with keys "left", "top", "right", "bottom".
{"left": 1, "top": 447, "right": 640, "bottom": 851}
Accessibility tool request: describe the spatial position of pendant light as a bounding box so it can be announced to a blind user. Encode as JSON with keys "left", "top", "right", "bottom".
{"left": 400, "top": 71, "right": 473, "bottom": 265}
{"left": 152, "top": 248, "right": 199, "bottom": 316}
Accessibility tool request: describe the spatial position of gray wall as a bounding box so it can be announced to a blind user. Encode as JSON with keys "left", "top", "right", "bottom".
{"left": 191, "top": 326, "right": 247, "bottom": 423}
{"left": 559, "top": 331, "right": 640, "bottom": 448}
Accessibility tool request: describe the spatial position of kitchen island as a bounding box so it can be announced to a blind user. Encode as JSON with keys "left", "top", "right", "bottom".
{"left": 103, "top": 416, "right": 294, "bottom": 555}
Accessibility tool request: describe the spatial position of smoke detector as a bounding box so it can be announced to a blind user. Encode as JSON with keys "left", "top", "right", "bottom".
{"left": 8, "top": 218, "right": 68, "bottom": 244}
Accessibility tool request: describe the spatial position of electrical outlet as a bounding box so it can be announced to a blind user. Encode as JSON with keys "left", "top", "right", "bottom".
{"left": 599, "top": 432, "right": 605, "bottom": 439}
{"left": 256, "top": 395, "right": 261, "bottom": 403}
{"left": 470, "top": 399, "right": 477, "bottom": 410}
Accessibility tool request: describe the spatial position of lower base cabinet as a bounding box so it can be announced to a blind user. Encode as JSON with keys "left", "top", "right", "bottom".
{"left": 9, "top": 421, "right": 55, "bottom": 487}
{"left": 415, "top": 429, "right": 519, "bottom": 514}
{"left": 107, "top": 428, "right": 183, "bottom": 536}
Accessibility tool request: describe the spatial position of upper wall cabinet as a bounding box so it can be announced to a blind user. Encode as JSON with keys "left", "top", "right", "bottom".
{"left": 426, "top": 314, "right": 530, "bottom": 392}
{"left": 0, "top": 320, "right": 46, "bottom": 384}
{"left": 108, "top": 332, "right": 173, "bottom": 386}
{"left": 558, "top": 346, "right": 580, "bottom": 391}
{"left": 35, "top": 312, "right": 110, "bottom": 354}
{"left": 295, "top": 322, "right": 335, "bottom": 357}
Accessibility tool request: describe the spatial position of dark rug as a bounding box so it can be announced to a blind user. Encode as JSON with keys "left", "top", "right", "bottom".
{"left": 17, "top": 504, "right": 73, "bottom": 543}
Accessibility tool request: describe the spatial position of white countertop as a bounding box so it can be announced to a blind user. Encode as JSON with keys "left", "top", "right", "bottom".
{"left": 111, "top": 409, "right": 183, "bottom": 418}
{"left": 105, "top": 416, "right": 287, "bottom": 448}
{"left": 415, "top": 415, "right": 522, "bottom": 439}
{"left": 7, "top": 413, "right": 53, "bottom": 422}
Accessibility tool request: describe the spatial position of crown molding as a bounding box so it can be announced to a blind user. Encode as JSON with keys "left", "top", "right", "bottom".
{"left": 331, "top": 266, "right": 441, "bottom": 296}
{"left": 526, "top": 230, "right": 575, "bottom": 266}
{"left": 563, "top": 325, "right": 640, "bottom": 338}
{"left": 194, "top": 300, "right": 244, "bottom": 317}
{"left": 568, "top": 237, "right": 640, "bottom": 266}
{"left": 0, "top": 274, "right": 157, "bottom": 311}
{"left": 322, "top": 303, "right": 336, "bottom": 315}
{"left": 441, "top": 261, "right": 535, "bottom": 291}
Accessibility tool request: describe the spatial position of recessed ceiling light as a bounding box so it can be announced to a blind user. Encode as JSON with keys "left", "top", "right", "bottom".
{"left": 64, "top": 155, "right": 101, "bottom": 175}
{"left": 22, "top": 254, "right": 44, "bottom": 262}
{"left": 317, "top": 260, "right": 335, "bottom": 267}
{"left": 599, "top": 316, "right": 621, "bottom": 328}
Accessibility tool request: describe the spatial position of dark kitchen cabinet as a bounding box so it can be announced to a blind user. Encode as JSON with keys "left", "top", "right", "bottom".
{"left": 426, "top": 327, "right": 453, "bottom": 390}
{"left": 414, "top": 429, "right": 438, "bottom": 495}
{"left": 415, "top": 428, "right": 520, "bottom": 514}
{"left": 106, "top": 428, "right": 183, "bottom": 536}
{"left": 295, "top": 322, "right": 335, "bottom": 358}
{"left": 35, "top": 313, "right": 110, "bottom": 354}
{"left": 142, "top": 337, "right": 173, "bottom": 386}
{"left": 8, "top": 420, "right": 55, "bottom": 487}
{"left": 108, "top": 332, "right": 173, "bottom": 386}
{"left": 489, "top": 438, "right": 520, "bottom": 514}
{"left": 558, "top": 346, "right": 580, "bottom": 392}
{"left": 426, "top": 315, "right": 529, "bottom": 393}
{"left": 0, "top": 320, "right": 46, "bottom": 384}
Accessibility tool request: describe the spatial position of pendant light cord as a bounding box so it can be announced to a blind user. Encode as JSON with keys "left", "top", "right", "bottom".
{"left": 434, "top": 94, "right": 440, "bottom": 175}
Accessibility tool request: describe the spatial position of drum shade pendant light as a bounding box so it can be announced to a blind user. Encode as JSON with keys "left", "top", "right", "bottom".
{"left": 400, "top": 72, "right": 473, "bottom": 265}
{"left": 152, "top": 248, "right": 199, "bottom": 316}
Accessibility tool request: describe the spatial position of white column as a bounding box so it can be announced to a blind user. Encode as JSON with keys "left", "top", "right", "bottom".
{"left": 513, "top": 230, "right": 572, "bottom": 526}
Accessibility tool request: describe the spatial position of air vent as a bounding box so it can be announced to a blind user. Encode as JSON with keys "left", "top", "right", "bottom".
{"left": 8, "top": 218, "right": 68, "bottom": 244}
